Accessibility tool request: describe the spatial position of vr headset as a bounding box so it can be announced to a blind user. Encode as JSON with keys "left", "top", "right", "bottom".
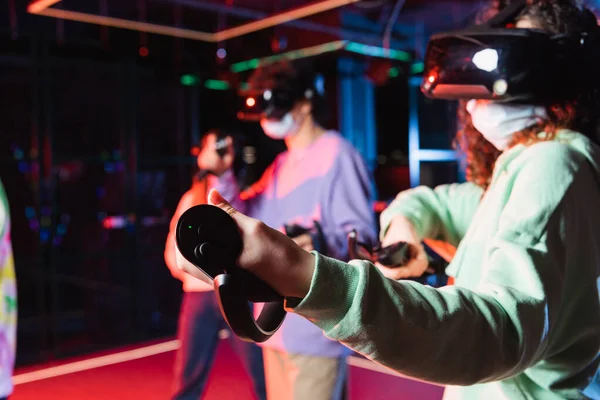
{"left": 237, "top": 73, "right": 325, "bottom": 122}
{"left": 421, "top": 0, "right": 600, "bottom": 103}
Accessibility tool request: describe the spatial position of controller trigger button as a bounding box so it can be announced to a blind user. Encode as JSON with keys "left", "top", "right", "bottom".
{"left": 199, "top": 242, "right": 216, "bottom": 258}
{"left": 194, "top": 244, "right": 206, "bottom": 260}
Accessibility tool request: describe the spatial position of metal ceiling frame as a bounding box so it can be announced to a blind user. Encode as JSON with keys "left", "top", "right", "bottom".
{"left": 158, "top": 0, "right": 413, "bottom": 47}
{"left": 27, "top": 0, "right": 361, "bottom": 42}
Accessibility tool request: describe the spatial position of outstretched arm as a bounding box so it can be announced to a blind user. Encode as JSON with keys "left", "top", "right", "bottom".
{"left": 196, "top": 143, "right": 580, "bottom": 385}
{"left": 380, "top": 183, "right": 483, "bottom": 247}
{"left": 291, "top": 148, "right": 582, "bottom": 384}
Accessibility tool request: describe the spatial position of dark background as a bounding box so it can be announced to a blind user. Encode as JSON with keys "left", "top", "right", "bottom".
{"left": 0, "top": 0, "right": 491, "bottom": 367}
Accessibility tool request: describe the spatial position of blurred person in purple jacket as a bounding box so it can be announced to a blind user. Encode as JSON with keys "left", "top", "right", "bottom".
{"left": 198, "top": 60, "right": 377, "bottom": 400}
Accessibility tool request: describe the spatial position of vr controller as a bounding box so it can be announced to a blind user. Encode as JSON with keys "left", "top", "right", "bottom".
{"left": 347, "top": 230, "right": 448, "bottom": 287}
{"left": 175, "top": 204, "right": 447, "bottom": 342}
{"left": 284, "top": 221, "right": 328, "bottom": 255}
{"left": 176, "top": 205, "right": 286, "bottom": 343}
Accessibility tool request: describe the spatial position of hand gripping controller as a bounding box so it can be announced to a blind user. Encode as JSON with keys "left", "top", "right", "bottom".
{"left": 176, "top": 205, "right": 286, "bottom": 342}
{"left": 348, "top": 230, "right": 449, "bottom": 287}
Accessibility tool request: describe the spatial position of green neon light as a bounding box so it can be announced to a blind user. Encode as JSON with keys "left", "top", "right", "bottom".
{"left": 179, "top": 74, "right": 229, "bottom": 90}
{"left": 411, "top": 62, "right": 424, "bottom": 74}
{"left": 388, "top": 67, "right": 401, "bottom": 78}
{"left": 231, "top": 41, "right": 347, "bottom": 73}
{"left": 231, "top": 59, "right": 260, "bottom": 74}
{"left": 180, "top": 74, "right": 200, "bottom": 86}
{"left": 345, "top": 42, "right": 411, "bottom": 62}
{"left": 230, "top": 40, "right": 411, "bottom": 73}
{"left": 180, "top": 75, "right": 231, "bottom": 91}
{"left": 204, "top": 79, "right": 230, "bottom": 90}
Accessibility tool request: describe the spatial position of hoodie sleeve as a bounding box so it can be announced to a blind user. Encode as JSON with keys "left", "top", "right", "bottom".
{"left": 289, "top": 142, "right": 588, "bottom": 385}
{"left": 380, "top": 182, "right": 483, "bottom": 246}
{"left": 320, "top": 145, "right": 377, "bottom": 261}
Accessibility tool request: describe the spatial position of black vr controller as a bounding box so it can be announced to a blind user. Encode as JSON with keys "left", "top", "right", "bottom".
{"left": 284, "top": 220, "right": 328, "bottom": 255}
{"left": 176, "top": 205, "right": 286, "bottom": 343}
{"left": 347, "top": 230, "right": 448, "bottom": 287}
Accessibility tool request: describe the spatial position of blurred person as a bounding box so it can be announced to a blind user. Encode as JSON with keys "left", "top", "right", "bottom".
{"left": 198, "top": 61, "right": 377, "bottom": 400}
{"left": 165, "top": 131, "right": 266, "bottom": 400}
{"left": 182, "top": 1, "right": 600, "bottom": 399}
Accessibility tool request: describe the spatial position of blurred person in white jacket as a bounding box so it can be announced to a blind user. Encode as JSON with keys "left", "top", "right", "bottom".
{"left": 164, "top": 130, "right": 266, "bottom": 400}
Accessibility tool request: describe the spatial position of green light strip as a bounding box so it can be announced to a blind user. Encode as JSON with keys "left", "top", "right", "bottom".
{"left": 388, "top": 67, "right": 401, "bottom": 78}
{"left": 193, "top": 65, "right": 420, "bottom": 91}
{"left": 180, "top": 74, "right": 200, "bottom": 86}
{"left": 411, "top": 62, "right": 424, "bottom": 74}
{"left": 345, "top": 42, "right": 411, "bottom": 62}
{"left": 231, "top": 41, "right": 348, "bottom": 73}
{"left": 230, "top": 40, "right": 412, "bottom": 73}
{"left": 180, "top": 75, "right": 231, "bottom": 91}
{"left": 204, "top": 79, "right": 230, "bottom": 90}
{"left": 198, "top": 56, "right": 420, "bottom": 91}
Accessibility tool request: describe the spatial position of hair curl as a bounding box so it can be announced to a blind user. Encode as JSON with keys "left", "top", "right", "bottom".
{"left": 456, "top": 0, "right": 600, "bottom": 188}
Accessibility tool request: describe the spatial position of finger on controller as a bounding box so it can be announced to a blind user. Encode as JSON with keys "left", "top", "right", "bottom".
{"left": 174, "top": 199, "right": 287, "bottom": 342}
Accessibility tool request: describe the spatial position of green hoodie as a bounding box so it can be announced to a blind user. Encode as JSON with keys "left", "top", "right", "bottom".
{"left": 291, "top": 130, "right": 600, "bottom": 399}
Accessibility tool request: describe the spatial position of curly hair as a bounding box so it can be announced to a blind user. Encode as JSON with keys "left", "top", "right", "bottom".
{"left": 455, "top": 0, "right": 600, "bottom": 188}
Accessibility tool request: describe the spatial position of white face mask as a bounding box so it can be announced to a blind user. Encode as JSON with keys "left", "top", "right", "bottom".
{"left": 260, "top": 113, "right": 300, "bottom": 140}
{"left": 466, "top": 100, "right": 548, "bottom": 150}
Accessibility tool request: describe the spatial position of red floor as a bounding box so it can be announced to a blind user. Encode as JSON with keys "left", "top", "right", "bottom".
{"left": 12, "top": 339, "right": 257, "bottom": 400}
{"left": 12, "top": 339, "right": 446, "bottom": 400}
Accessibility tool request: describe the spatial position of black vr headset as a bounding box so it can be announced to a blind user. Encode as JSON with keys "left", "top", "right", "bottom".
{"left": 421, "top": 0, "right": 600, "bottom": 103}
{"left": 237, "top": 72, "right": 325, "bottom": 122}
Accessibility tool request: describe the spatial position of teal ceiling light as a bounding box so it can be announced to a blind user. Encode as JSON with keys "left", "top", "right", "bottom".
{"left": 230, "top": 40, "right": 412, "bottom": 73}
{"left": 410, "top": 62, "right": 424, "bottom": 74}
{"left": 344, "top": 42, "right": 410, "bottom": 62}
{"left": 180, "top": 75, "right": 231, "bottom": 91}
